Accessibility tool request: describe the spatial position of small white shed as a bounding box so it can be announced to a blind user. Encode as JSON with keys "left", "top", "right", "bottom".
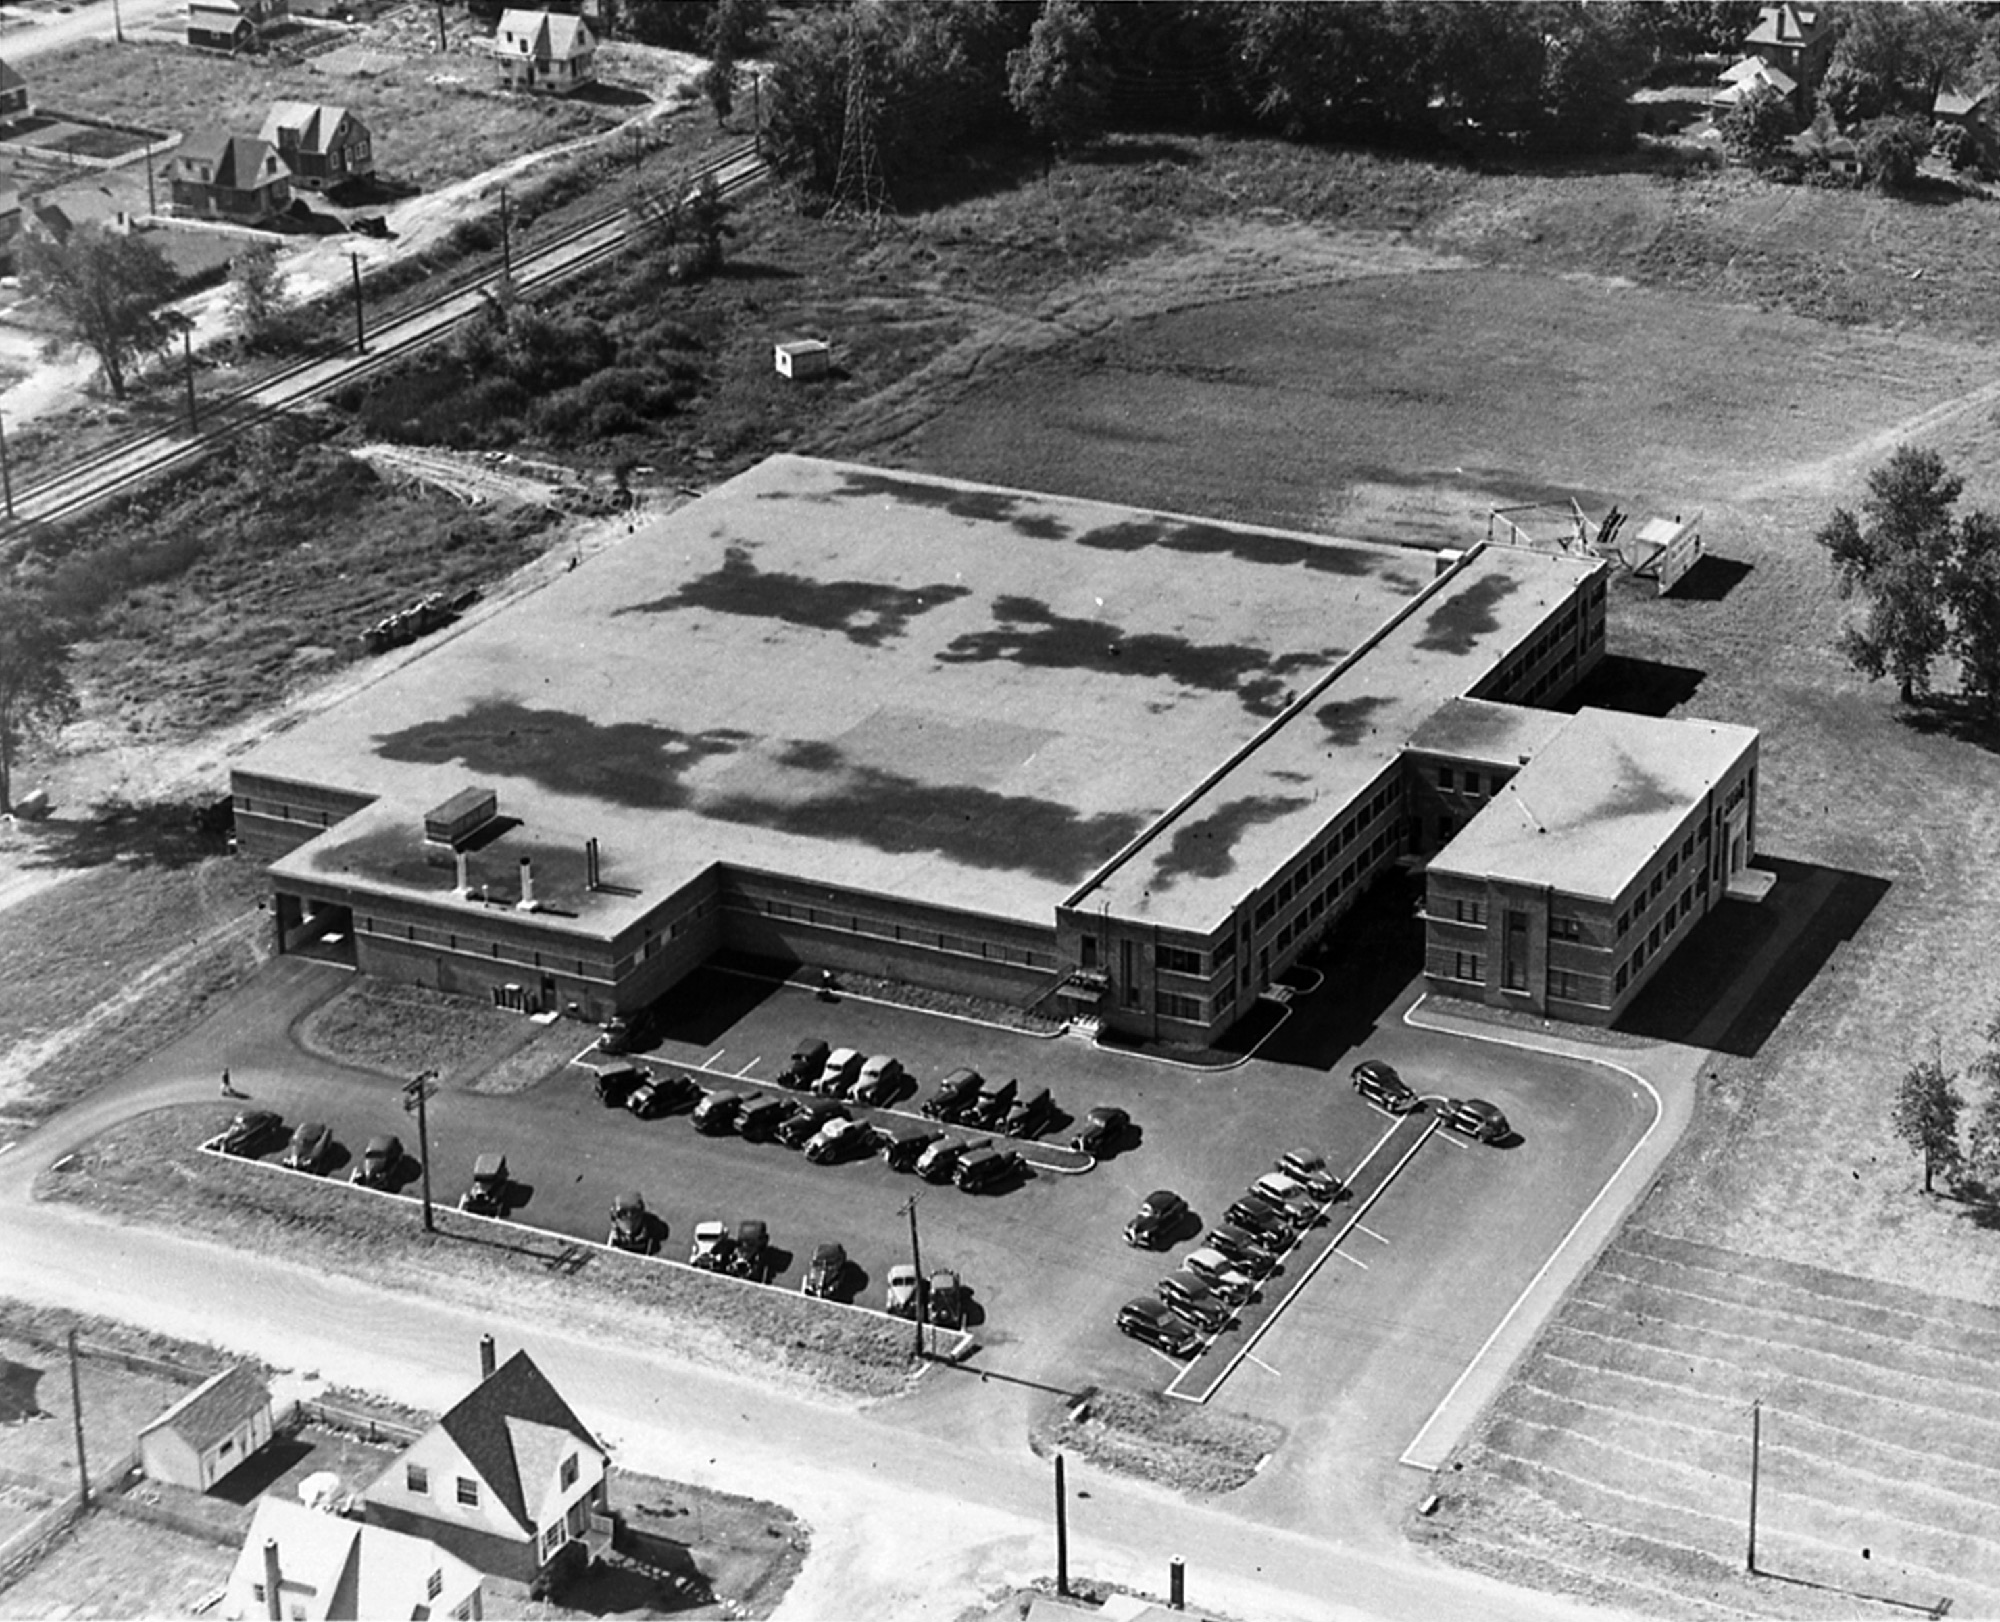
{"left": 139, "top": 1365, "right": 274, "bottom": 1492}
{"left": 773, "top": 339, "right": 831, "bottom": 381}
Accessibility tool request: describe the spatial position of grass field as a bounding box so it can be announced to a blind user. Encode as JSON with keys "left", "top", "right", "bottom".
{"left": 31, "top": 35, "right": 606, "bottom": 194}
{"left": 0, "top": 1510, "right": 226, "bottom": 1619}
{"left": 294, "top": 978, "right": 541, "bottom": 1082}
{"left": 1031, "top": 1387, "right": 1282, "bottom": 1497}
{"left": 38, "top": 1105, "right": 918, "bottom": 1402}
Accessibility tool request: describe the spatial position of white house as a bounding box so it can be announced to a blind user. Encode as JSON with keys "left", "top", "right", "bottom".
{"left": 225, "top": 1495, "right": 484, "bottom": 1621}
{"left": 491, "top": 9, "right": 595, "bottom": 94}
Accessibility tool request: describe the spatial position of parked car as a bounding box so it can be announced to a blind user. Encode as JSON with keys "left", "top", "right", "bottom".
{"left": 736, "top": 1095, "right": 795, "bottom": 1142}
{"left": 928, "top": 1270, "right": 965, "bottom": 1330}
{"left": 689, "top": 1220, "right": 732, "bottom": 1270}
{"left": 1222, "top": 1195, "right": 1296, "bottom": 1248}
{"left": 883, "top": 1126, "right": 941, "bottom": 1172}
{"left": 608, "top": 1191, "right": 656, "bottom": 1255}
{"left": 1251, "top": 1171, "right": 1321, "bottom": 1226}
{"left": 1184, "top": 1246, "right": 1256, "bottom": 1305}
{"left": 851, "top": 1055, "right": 907, "bottom": 1106}
{"left": 778, "top": 1100, "right": 848, "bottom": 1150}
{"left": 217, "top": 1109, "right": 281, "bottom": 1157}
{"left": 1158, "top": 1272, "right": 1233, "bottom": 1335}
{"left": 1276, "top": 1149, "right": 1346, "bottom": 1202}
{"left": 1352, "top": 1058, "right": 1421, "bottom": 1114}
{"left": 596, "top": 1012, "right": 646, "bottom": 1056}
{"left": 727, "top": 1220, "right": 769, "bottom": 1282}
{"left": 627, "top": 1072, "right": 699, "bottom": 1119}
{"left": 886, "top": 1263, "right": 922, "bottom": 1318}
{"left": 779, "top": 1037, "right": 830, "bottom": 1089}
{"left": 966, "top": 1076, "right": 1018, "bottom": 1128}
{"left": 459, "top": 1152, "right": 510, "bottom": 1216}
{"left": 815, "top": 1047, "right": 865, "bottom": 1097}
{"left": 953, "top": 1145, "right": 1024, "bottom": 1194}
{"left": 1116, "top": 1297, "right": 1199, "bottom": 1357}
{"left": 918, "top": 1136, "right": 985, "bottom": 1184}
{"left": 1205, "top": 1224, "right": 1280, "bottom": 1273}
{"left": 922, "top": 1067, "right": 983, "bottom": 1120}
{"left": 691, "top": 1089, "right": 749, "bottom": 1134}
{"left": 1002, "top": 1086, "right": 1055, "bottom": 1139}
{"left": 350, "top": 1133, "right": 403, "bottom": 1189}
{"left": 805, "top": 1117, "right": 876, "bottom": 1165}
{"left": 281, "top": 1120, "right": 334, "bottom": 1173}
{"left": 803, "top": 1241, "right": 847, "bottom": 1299}
{"left": 1124, "top": 1189, "right": 1188, "bottom": 1249}
{"left": 592, "top": 1062, "right": 646, "bottom": 1107}
{"left": 1071, "top": 1105, "right": 1130, "bottom": 1156}
{"left": 1441, "top": 1097, "right": 1510, "bottom": 1142}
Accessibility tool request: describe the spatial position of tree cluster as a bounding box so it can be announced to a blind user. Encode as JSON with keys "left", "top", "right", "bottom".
{"left": 21, "top": 223, "right": 189, "bottom": 401}
{"left": 1818, "top": 447, "right": 2000, "bottom": 710}
{"left": 1893, "top": 1015, "right": 2000, "bottom": 1200}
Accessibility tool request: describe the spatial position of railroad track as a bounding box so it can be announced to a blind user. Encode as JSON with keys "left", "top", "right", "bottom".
{"left": 3, "top": 139, "right": 767, "bottom": 539}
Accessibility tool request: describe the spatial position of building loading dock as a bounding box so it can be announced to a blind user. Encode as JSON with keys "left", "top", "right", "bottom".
{"left": 231, "top": 455, "right": 1758, "bottom": 1042}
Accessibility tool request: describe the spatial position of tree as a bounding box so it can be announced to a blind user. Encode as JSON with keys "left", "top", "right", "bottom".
{"left": 1892, "top": 1042, "right": 1964, "bottom": 1195}
{"left": 228, "top": 240, "right": 289, "bottom": 348}
{"left": 1962, "top": 1008, "right": 2000, "bottom": 1193}
{"left": 21, "top": 223, "right": 191, "bottom": 401}
{"left": 627, "top": 171, "right": 734, "bottom": 282}
{"left": 1006, "top": 0, "right": 1107, "bottom": 160}
{"left": 1857, "top": 113, "right": 1928, "bottom": 192}
{"left": 1817, "top": 445, "right": 1963, "bottom": 703}
{"left": 1823, "top": 1, "right": 1979, "bottom": 123}
{"left": 0, "top": 583, "right": 78, "bottom": 815}
{"left": 701, "top": 0, "right": 763, "bottom": 60}
{"left": 700, "top": 57, "right": 735, "bottom": 126}
{"left": 1944, "top": 509, "right": 2000, "bottom": 713}
{"left": 1718, "top": 82, "right": 1794, "bottom": 169}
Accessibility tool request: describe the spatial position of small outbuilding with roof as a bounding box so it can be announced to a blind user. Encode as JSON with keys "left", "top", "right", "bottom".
{"left": 138, "top": 1364, "right": 274, "bottom": 1492}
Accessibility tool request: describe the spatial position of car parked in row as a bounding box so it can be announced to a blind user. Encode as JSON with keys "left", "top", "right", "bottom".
{"left": 1276, "top": 1149, "right": 1346, "bottom": 1202}
{"left": 953, "top": 1145, "right": 1023, "bottom": 1194}
{"left": 779, "top": 1037, "right": 830, "bottom": 1090}
{"left": 1184, "top": 1246, "right": 1257, "bottom": 1306}
{"left": 918, "top": 1135, "right": 984, "bottom": 1184}
{"left": 922, "top": 1068, "right": 983, "bottom": 1120}
{"left": 627, "top": 1073, "right": 699, "bottom": 1119}
{"left": 851, "top": 1055, "right": 906, "bottom": 1106}
{"left": 728, "top": 1219, "right": 770, "bottom": 1283}
{"left": 595, "top": 1010, "right": 651, "bottom": 1056}
{"left": 965, "top": 1076, "right": 1017, "bottom": 1129}
{"left": 281, "top": 1121, "right": 334, "bottom": 1173}
{"left": 803, "top": 1241, "right": 848, "bottom": 1299}
{"left": 814, "top": 1048, "right": 865, "bottom": 1097}
{"left": 1125, "top": 1189, "right": 1187, "bottom": 1249}
{"left": 692, "top": 1089, "right": 748, "bottom": 1134}
{"left": 929, "top": 1270, "right": 965, "bottom": 1329}
{"left": 608, "top": 1191, "right": 657, "bottom": 1255}
{"left": 1158, "top": 1272, "right": 1233, "bottom": 1335}
{"left": 1117, "top": 1297, "right": 1199, "bottom": 1357}
{"left": 778, "top": 1100, "right": 847, "bottom": 1150}
{"left": 592, "top": 1062, "right": 646, "bottom": 1108}
{"left": 883, "top": 1126, "right": 940, "bottom": 1173}
{"left": 1205, "top": 1223, "right": 1280, "bottom": 1273}
{"left": 1003, "top": 1086, "right": 1055, "bottom": 1139}
{"left": 1352, "top": 1058, "right": 1421, "bottom": 1114}
{"left": 886, "top": 1264, "right": 922, "bottom": 1318}
{"left": 1221, "top": 1195, "right": 1295, "bottom": 1251}
{"left": 1250, "top": 1171, "right": 1321, "bottom": 1226}
{"left": 689, "top": 1220, "right": 732, "bottom": 1271}
{"left": 350, "top": 1134, "right": 403, "bottom": 1190}
{"left": 459, "top": 1152, "right": 510, "bottom": 1216}
{"left": 805, "top": 1117, "right": 876, "bottom": 1165}
{"left": 217, "top": 1109, "right": 282, "bottom": 1157}
{"left": 1071, "top": 1105, "right": 1129, "bottom": 1156}
{"left": 736, "top": 1095, "right": 794, "bottom": 1142}
{"left": 1440, "top": 1097, "right": 1510, "bottom": 1142}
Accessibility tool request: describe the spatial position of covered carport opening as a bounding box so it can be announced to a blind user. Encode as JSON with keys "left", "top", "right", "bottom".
{"left": 273, "top": 889, "right": 356, "bottom": 964}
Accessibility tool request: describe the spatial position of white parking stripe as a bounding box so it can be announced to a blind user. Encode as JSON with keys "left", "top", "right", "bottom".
{"left": 705, "top": 1049, "right": 727, "bottom": 1067}
{"left": 1334, "top": 1249, "right": 1369, "bottom": 1270}
{"left": 1355, "top": 1224, "right": 1391, "bottom": 1244}
{"left": 735, "top": 1056, "right": 762, "bottom": 1077}
{"left": 1244, "top": 1352, "right": 1280, "bottom": 1377}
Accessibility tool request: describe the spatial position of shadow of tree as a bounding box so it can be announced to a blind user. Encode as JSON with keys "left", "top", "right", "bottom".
{"left": 14, "top": 795, "right": 233, "bottom": 872}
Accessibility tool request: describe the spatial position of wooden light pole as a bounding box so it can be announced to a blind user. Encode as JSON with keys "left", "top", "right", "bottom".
{"left": 899, "top": 1192, "right": 925, "bottom": 1360}
{"left": 1746, "top": 1398, "right": 1762, "bottom": 1573}
{"left": 403, "top": 1069, "right": 437, "bottom": 1232}
{"left": 349, "top": 252, "right": 366, "bottom": 353}
{"left": 66, "top": 1329, "right": 90, "bottom": 1506}
{"left": 1054, "top": 1452, "right": 1069, "bottom": 1598}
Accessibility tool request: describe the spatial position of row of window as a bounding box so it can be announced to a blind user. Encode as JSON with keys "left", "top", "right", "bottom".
{"left": 233, "top": 795, "right": 339, "bottom": 829}
{"left": 360, "top": 916, "right": 605, "bottom": 979}
{"left": 1253, "top": 776, "right": 1401, "bottom": 931}
{"left": 724, "top": 892, "right": 1060, "bottom": 971}
{"left": 1157, "top": 943, "right": 1204, "bottom": 976}
{"left": 1436, "top": 765, "right": 1508, "bottom": 796}
{"left": 1157, "top": 990, "right": 1205, "bottom": 1023}
{"left": 1612, "top": 883, "right": 1701, "bottom": 994}
{"left": 632, "top": 893, "right": 718, "bottom": 965}
{"left": 1614, "top": 822, "right": 1712, "bottom": 939}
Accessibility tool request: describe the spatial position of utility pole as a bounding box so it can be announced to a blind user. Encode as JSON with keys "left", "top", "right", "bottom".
{"left": 403, "top": 1069, "right": 437, "bottom": 1232}
{"left": 1054, "top": 1453, "right": 1070, "bottom": 1598}
{"left": 66, "top": 1330, "right": 89, "bottom": 1506}
{"left": 182, "top": 328, "right": 197, "bottom": 431}
{"left": 111, "top": 0, "right": 123, "bottom": 43}
{"left": 0, "top": 411, "right": 15, "bottom": 521}
{"left": 434, "top": 0, "right": 445, "bottom": 52}
{"left": 350, "top": 252, "right": 366, "bottom": 353}
{"left": 499, "top": 186, "right": 511, "bottom": 278}
{"left": 142, "top": 141, "right": 156, "bottom": 216}
{"left": 1746, "top": 1398, "right": 1762, "bottom": 1574}
{"left": 899, "top": 1192, "right": 925, "bottom": 1360}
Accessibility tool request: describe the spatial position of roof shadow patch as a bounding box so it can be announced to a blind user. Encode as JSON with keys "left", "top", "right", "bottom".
{"left": 832, "top": 469, "right": 1073, "bottom": 540}
{"left": 1315, "top": 694, "right": 1395, "bottom": 748}
{"left": 373, "top": 699, "right": 748, "bottom": 810}
{"left": 939, "top": 595, "right": 1329, "bottom": 717}
{"left": 1591, "top": 753, "right": 1686, "bottom": 823}
{"left": 614, "top": 546, "right": 969, "bottom": 647}
{"left": 1418, "top": 572, "right": 1520, "bottom": 656}
{"left": 705, "top": 749, "right": 1146, "bottom": 883}
{"left": 1076, "top": 515, "right": 1374, "bottom": 577}
{"left": 1150, "top": 795, "right": 1313, "bottom": 892}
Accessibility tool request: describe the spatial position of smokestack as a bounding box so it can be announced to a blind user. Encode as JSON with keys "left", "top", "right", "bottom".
{"left": 479, "top": 1334, "right": 496, "bottom": 1380}
{"left": 263, "top": 1538, "right": 282, "bottom": 1622}
{"left": 515, "top": 857, "right": 536, "bottom": 913}
{"left": 455, "top": 849, "right": 470, "bottom": 898}
{"left": 585, "top": 838, "right": 599, "bottom": 892}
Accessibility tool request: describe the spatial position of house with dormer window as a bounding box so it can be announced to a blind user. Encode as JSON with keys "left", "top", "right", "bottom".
{"left": 168, "top": 129, "right": 292, "bottom": 224}
{"left": 491, "top": 9, "right": 595, "bottom": 94}
{"left": 361, "top": 1344, "right": 611, "bottom": 1584}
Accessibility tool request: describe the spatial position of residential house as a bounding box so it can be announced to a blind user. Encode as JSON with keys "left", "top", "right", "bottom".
{"left": 188, "top": 0, "right": 288, "bottom": 53}
{"left": 1934, "top": 83, "right": 1994, "bottom": 131}
{"left": 1790, "top": 113, "right": 1861, "bottom": 179}
{"left": 259, "top": 101, "right": 373, "bottom": 192}
{"left": 491, "top": 9, "right": 595, "bottom": 94}
{"left": 361, "top": 1344, "right": 611, "bottom": 1585}
{"left": 0, "top": 60, "right": 29, "bottom": 122}
{"left": 1743, "top": 3, "right": 1834, "bottom": 87}
{"left": 169, "top": 130, "right": 292, "bottom": 224}
{"left": 224, "top": 1495, "right": 484, "bottom": 1622}
{"left": 137, "top": 1365, "right": 274, "bottom": 1492}
{"left": 1711, "top": 54, "right": 1799, "bottom": 115}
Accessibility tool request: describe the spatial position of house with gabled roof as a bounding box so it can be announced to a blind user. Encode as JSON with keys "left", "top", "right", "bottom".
{"left": 1711, "top": 54, "right": 1799, "bottom": 114}
{"left": 224, "top": 1495, "right": 484, "bottom": 1622}
{"left": 491, "top": 8, "right": 595, "bottom": 94}
{"left": 1743, "top": 2, "right": 1833, "bottom": 86}
{"left": 188, "top": 0, "right": 288, "bottom": 52}
{"left": 361, "top": 1344, "right": 610, "bottom": 1584}
{"left": 0, "top": 60, "right": 29, "bottom": 122}
{"left": 138, "top": 1365, "right": 274, "bottom": 1492}
{"left": 169, "top": 129, "right": 292, "bottom": 224}
{"left": 260, "top": 101, "right": 373, "bottom": 192}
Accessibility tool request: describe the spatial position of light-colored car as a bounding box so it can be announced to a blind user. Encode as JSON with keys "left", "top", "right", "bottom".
{"left": 1184, "top": 1246, "right": 1255, "bottom": 1305}
{"left": 1251, "top": 1171, "right": 1320, "bottom": 1224}
{"left": 816, "top": 1047, "right": 866, "bottom": 1097}
{"left": 886, "top": 1263, "right": 922, "bottom": 1318}
{"left": 852, "top": 1054, "right": 907, "bottom": 1106}
{"left": 689, "top": 1220, "right": 731, "bottom": 1270}
{"left": 805, "top": 1117, "right": 875, "bottom": 1165}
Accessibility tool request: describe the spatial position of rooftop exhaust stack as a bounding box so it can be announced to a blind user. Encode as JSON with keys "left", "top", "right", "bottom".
{"left": 516, "top": 857, "right": 536, "bottom": 913}
{"left": 263, "top": 1538, "right": 282, "bottom": 1622}
{"left": 586, "top": 838, "right": 601, "bottom": 892}
{"left": 479, "top": 1333, "right": 496, "bottom": 1380}
{"left": 455, "top": 849, "right": 470, "bottom": 898}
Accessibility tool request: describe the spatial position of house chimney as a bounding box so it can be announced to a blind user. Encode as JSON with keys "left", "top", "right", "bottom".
{"left": 516, "top": 857, "right": 536, "bottom": 912}
{"left": 455, "top": 849, "right": 471, "bottom": 898}
{"left": 263, "top": 1538, "right": 282, "bottom": 1622}
{"left": 479, "top": 1333, "right": 496, "bottom": 1380}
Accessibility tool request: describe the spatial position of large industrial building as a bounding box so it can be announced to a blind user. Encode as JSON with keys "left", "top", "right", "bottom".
{"left": 232, "top": 455, "right": 1761, "bottom": 1041}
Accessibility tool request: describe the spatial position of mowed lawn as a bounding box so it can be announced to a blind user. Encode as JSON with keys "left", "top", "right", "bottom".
{"left": 29, "top": 37, "right": 607, "bottom": 193}
{"left": 876, "top": 229, "right": 2000, "bottom": 1612}
{"left": 0, "top": 1511, "right": 227, "bottom": 1619}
